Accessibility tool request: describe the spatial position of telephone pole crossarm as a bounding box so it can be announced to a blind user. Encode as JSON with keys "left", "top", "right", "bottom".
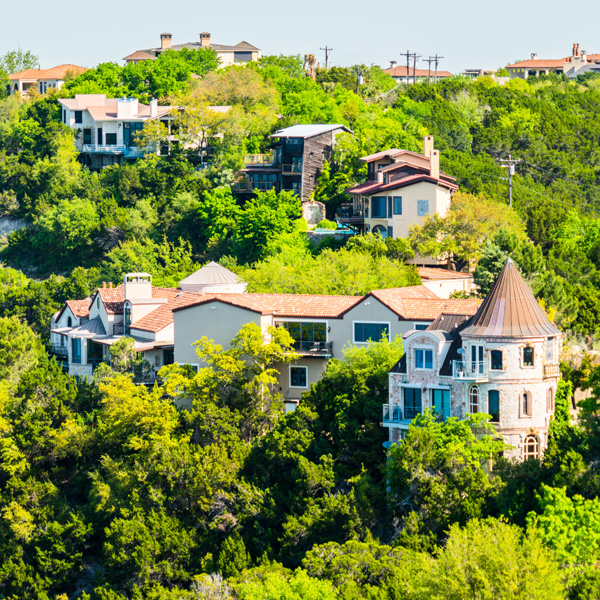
{"left": 499, "top": 155, "right": 522, "bottom": 208}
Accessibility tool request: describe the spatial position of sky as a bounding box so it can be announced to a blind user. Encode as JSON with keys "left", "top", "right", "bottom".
{"left": 3, "top": 0, "right": 600, "bottom": 74}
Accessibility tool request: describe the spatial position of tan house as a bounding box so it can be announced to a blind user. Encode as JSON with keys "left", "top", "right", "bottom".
{"left": 52, "top": 263, "right": 480, "bottom": 412}
{"left": 385, "top": 259, "right": 562, "bottom": 461}
{"left": 384, "top": 64, "right": 453, "bottom": 84}
{"left": 7, "top": 64, "right": 87, "bottom": 96}
{"left": 507, "top": 43, "right": 600, "bottom": 79}
{"left": 417, "top": 267, "right": 474, "bottom": 299}
{"left": 124, "top": 32, "right": 261, "bottom": 67}
{"left": 345, "top": 135, "right": 458, "bottom": 244}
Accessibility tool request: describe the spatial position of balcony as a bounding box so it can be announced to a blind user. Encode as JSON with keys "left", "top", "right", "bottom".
{"left": 383, "top": 404, "right": 421, "bottom": 423}
{"left": 453, "top": 360, "right": 488, "bottom": 381}
{"left": 544, "top": 363, "right": 560, "bottom": 378}
{"left": 232, "top": 181, "right": 280, "bottom": 193}
{"left": 244, "top": 152, "right": 275, "bottom": 166}
{"left": 50, "top": 344, "right": 68, "bottom": 358}
{"left": 282, "top": 163, "right": 302, "bottom": 174}
{"left": 82, "top": 144, "right": 144, "bottom": 158}
{"left": 291, "top": 341, "right": 333, "bottom": 357}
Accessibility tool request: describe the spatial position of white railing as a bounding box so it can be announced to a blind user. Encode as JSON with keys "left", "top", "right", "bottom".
{"left": 453, "top": 360, "right": 488, "bottom": 381}
{"left": 82, "top": 144, "right": 144, "bottom": 157}
{"left": 383, "top": 404, "right": 403, "bottom": 422}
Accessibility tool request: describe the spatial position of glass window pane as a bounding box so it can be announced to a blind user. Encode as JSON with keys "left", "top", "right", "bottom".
{"left": 301, "top": 323, "right": 314, "bottom": 343}
{"left": 491, "top": 350, "right": 503, "bottom": 370}
{"left": 415, "top": 349, "right": 423, "bottom": 369}
{"left": 488, "top": 390, "right": 500, "bottom": 421}
{"left": 425, "top": 350, "right": 433, "bottom": 369}
{"left": 314, "top": 323, "right": 326, "bottom": 342}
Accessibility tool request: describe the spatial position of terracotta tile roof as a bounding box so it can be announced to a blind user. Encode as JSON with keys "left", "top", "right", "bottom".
{"left": 67, "top": 299, "right": 90, "bottom": 318}
{"left": 93, "top": 285, "right": 183, "bottom": 315}
{"left": 9, "top": 64, "right": 87, "bottom": 80}
{"left": 371, "top": 286, "right": 439, "bottom": 301}
{"left": 130, "top": 291, "right": 204, "bottom": 333}
{"left": 507, "top": 58, "right": 566, "bottom": 69}
{"left": 461, "top": 259, "right": 560, "bottom": 338}
{"left": 417, "top": 267, "right": 473, "bottom": 281}
{"left": 122, "top": 51, "right": 157, "bottom": 61}
{"left": 384, "top": 66, "right": 453, "bottom": 78}
{"left": 368, "top": 293, "right": 480, "bottom": 320}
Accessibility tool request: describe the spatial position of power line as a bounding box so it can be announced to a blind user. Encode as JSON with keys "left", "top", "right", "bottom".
{"left": 424, "top": 57, "right": 435, "bottom": 85}
{"left": 412, "top": 53, "right": 422, "bottom": 86}
{"left": 399, "top": 50, "right": 412, "bottom": 88}
{"left": 320, "top": 46, "right": 333, "bottom": 69}
{"left": 499, "top": 155, "right": 522, "bottom": 208}
{"left": 432, "top": 54, "right": 444, "bottom": 83}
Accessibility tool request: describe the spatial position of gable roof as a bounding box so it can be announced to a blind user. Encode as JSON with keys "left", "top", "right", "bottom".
{"left": 507, "top": 58, "right": 565, "bottom": 69}
{"left": 9, "top": 64, "right": 87, "bottom": 81}
{"left": 461, "top": 259, "right": 560, "bottom": 338}
{"left": 130, "top": 291, "right": 204, "bottom": 333}
{"left": 270, "top": 124, "right": 353, "bottom": 139}
{"left": 417, "top": 267, "right": 473, "bottom": 281}
{"left": 122, "top": 51, "right": 157, "bottom": 61}
{"left": 55, "top": 298, "right": 91, "bottom": 323}
{"left": 347, "top": 170, "right": 458, "bottom": 195}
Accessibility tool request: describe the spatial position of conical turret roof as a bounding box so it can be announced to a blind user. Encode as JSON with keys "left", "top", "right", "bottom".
{"left": 180, "top": 262, "right": 241, "bottom": 286}
{"left": 461, "top": 259, "right": 560, "bottom": 338}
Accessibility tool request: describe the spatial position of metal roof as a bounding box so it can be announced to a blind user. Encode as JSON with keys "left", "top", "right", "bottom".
{"left": 270, "top": 124, "right": 353, "bottom": 139}
{"left": 179, "top": 262, "right": 242, "bottom": 287}
{"left": 461, "top": 259, "right": 560, "bottom": 339}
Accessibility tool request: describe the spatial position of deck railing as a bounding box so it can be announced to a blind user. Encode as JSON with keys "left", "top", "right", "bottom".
{"left": 453, "top": 360, "right": 488, "bottom": 381}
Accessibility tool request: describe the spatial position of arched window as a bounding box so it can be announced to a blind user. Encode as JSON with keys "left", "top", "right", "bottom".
{"left": 67, "top": 316, "right": 72, "bottom": 327}
{"left": 523, "top": 435, "right": 539, "bottom": 460}
{"left": 522, "top": 391, "right": 532, "bottom": 417}
{"left": 546, "top": 388, "right": 554, "bottom": 412}
{"left": 469, "top": 385, "right": 479, "bottom": 413}
{"left": 372, "top": 225, "right": 388, "bottom": 239}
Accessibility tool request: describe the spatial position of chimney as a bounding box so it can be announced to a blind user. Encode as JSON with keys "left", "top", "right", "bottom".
{"left": 102, "top": 282, "right": 107, "bottom": 289}
{"left": 531, "top": 53, "right": 537, "bottom": 60}
{"left": 422, "top": 134, "right": 434, "bottom": 158}
{"left": 124, "top": 273, "right": 153, "bottom": 301}
{"left": 200, "top": 32, "right": 211, "bottom": 48}
{"left": 390, "top": 60, "right": 397, "bottom": 69}
{"left": 577, "top": 43, "right": 581, "bottom": 56}
{"left": 108, "top": 282, "right": 113, "bottom": 289}
{"left": 150, "top": 98, "right": 158, "bottom": 118}
{"left": 117, "top": 97, "right": 139, "bottom": 119}
{"left": 161, "top": 33, "right": 172, "bottom": 50}
{"left": 376, "top": 170, "right": 384, "bottom": 183}
{"left": 430, "top": 150, "right": 440, "bottom": 179}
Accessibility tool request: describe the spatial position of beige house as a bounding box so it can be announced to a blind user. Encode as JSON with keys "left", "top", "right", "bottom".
{"left": 385, "top": 259, "right": 562, "bottom": 461}
{"left": 346, "top": 136, "right": 457, "bottom": 256}
{"left": 52, "top": 263, "right": 480, "bottom": 412}
{"left": 384, "top": 63, "right": 453, "bottom": 84}
{"left": 124, "top": 32, "right": 261, "bottom": 67}
{"left": 417, "top": 267, "right": 474, "bottom": 299}
{"left": 7, "top": 64, "right": 87, "bottom": 96}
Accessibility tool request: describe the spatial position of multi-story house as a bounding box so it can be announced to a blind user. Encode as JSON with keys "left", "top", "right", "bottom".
{"left": 123, "top": 32, "right": 261, "bottom": 67}
{"left": 7, "top": 64, "right": 87, "bottom": 96}
{"left": 234, "top": 124, "right": 353, "bottom": 202}
{"left": 52, "top": 263, "right": 480, "bottom": 411}
{"left": 58, "top": 94, "right": 178, "bottom": 169}
{"left": 384, "top": 259, "right": 562, "bottom": 461}
{"left": 507, "top": 43, "right": 600, "bottom": 79}
{"left": 384, "top": 63, "right": 453, "bottom": 84}
{"left": 345, "top": 135, "right": 458, "bottom": 241}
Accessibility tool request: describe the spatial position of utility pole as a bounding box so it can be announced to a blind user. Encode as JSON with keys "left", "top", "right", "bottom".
{"left": 425, "top": 56, "right": 435, "bottom": 85}
{"left": 354, "top": 66, "right": 365, "bottom": 95}
{"left": 432, "top": 54, "right": 444, "bottom": 83}
{"left": 399, "top": 50, "right": 411, "bottom": 87}
{"left": 500, "top": 155, "right": 522, "bottom": 207}
{"left": 412, "top": 53, "right": 422, "bottom": 85}
{"left": 320, "top": 46, "right": 333, "bottom": 69}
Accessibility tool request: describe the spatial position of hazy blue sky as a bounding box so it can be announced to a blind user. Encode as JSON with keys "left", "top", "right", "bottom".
{"left": 3, "top": 0, "right": 600, "bottom": 74}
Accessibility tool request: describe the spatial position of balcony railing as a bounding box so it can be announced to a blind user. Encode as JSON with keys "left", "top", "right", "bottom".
{"left": 291, "top": 341, "right": 333, "bottom": 356}
{"left": 383, "top": 404, "right": 421, "bottom": 422}
{"left": 232, "top": 181, "right": 280, "bottom": 192}
{"left": 51, "top": 344, "right": 68, "bottom": 357}
{"left": 244, "top": 153, "right": 275, "bottom": 166}
{"left": 453, "top": 360, "right": 488, "bottom": 381}
{"left": 282, "top": 163, "right": 302, "bottom": 174}
{"left": 544, "top": 363, "right": 560, "bottom": 378}
{"left": 82, "top": 144, "right": 144, "bottom": 157}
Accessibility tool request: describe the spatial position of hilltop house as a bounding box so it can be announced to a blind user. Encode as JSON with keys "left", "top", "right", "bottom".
{"left": 384, "top": 63, "right": 453, "bottom": 84}
{"left": 124, "top": 32, "right": 261, "bottom": 67}
{"left": 51, "top": 263, "right": 480, "bottom": 412}
{"left": 345, "top": 135, "right": 458, "bottom": 243}
{"left": 384, "top": 259, "right": 562, "bottom": 460}
{"left": 58, "top": 94, "right": 178, "bottom": 169}
{"left": 234, "top": 124, "right": 353, "bottom": 202}
{"left": 7, "top": 64, "right": 87, "bottom": 96}
{"left": 507, "top": 43, "right": 600, "bottom": 79}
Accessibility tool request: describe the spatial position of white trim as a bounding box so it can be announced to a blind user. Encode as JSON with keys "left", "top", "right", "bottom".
{"left": 413, "top": 345, "right": 434, "bottom": 370}
{"left": 178, "top": 363, "right": 199, "bottom": 373}
{"left": 413, "top": 322, "right": 429, "bottom": 331}
{"left": 352, "top": 320, "right": 391, "bottom": 344}
{"left": 289, "top": 365, "right": 308, "bottom": 388}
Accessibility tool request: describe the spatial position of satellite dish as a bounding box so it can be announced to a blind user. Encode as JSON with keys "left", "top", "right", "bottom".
{"left": 457, "top": 348, "right": 464, "bottom": 354}
{"left": 383, "top": 441, "right": 394, "bottom": 449}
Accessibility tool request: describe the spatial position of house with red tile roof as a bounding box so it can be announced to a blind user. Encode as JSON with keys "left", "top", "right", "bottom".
{"left": 344, "top": 135, "right": 458, "bottom": 261}
{"left": 51, "top": 264, "right": 480, "bottom": 410}
{"left": 384, "top": 63, "right": 453, "bottom": 84}
{"left": 385, "top": 259, "right": 562, "bottom": 461}
{"left": 7, "top": 64, "right": 87, "bottom": 96}
{"left": 507, "top": 43, "right": 600, "bottom": 79}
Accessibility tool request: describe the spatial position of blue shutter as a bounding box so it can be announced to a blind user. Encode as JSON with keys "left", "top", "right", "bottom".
{"left": 388, "top": 197, "right": 392, "bottom": 217}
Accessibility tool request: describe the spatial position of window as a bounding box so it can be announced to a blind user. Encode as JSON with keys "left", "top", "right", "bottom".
{"left": 393, "top": 196, "right": 402, "bottom": 215}
{"left": 415, "top": 348, "right": 433, "bottom": 370}
{"left": 388, "top": 197, "right": 393, "bottom": 218}
{"left": 546, "top": 388, "right": 554, "bottom": 412}
{"left": 432, "top": 389, "right": 450, "bottom": 419}
{"left": 470, "top": 344, "right": 484, "bottom": 376}
{"left": 354, "top": 322, "right": 389, "bottom": 343}
{"left": 417, "top": 199, "right": 429, "bottom": 216}
{"left": 371, "top": 196, "right": 386, "bottom": 218}
{"left": 488, "top": 390, "right": 500, "bottom": 422}
{"left": 83, "top": 129, "right": 92, "bottom": 145}
{"left": 98, "top": 127, "right": 103, "bottom": 144}
{"left": 234, "top": 51, "right": 253, "bottom": 62}
{"left": 123, "top": 122, "right": 144, "bottom": 147}
{"left": 67, "top": 316, "right": 72, "bottom": 327}
{"left": 71, "top": 338, "right": 81, "bottom": 364}
{"left": 413, "top": 323, "right": 429, "bottom": 331}
{"left": 62, "top": 109, "right": 66, "bottom": 123}
{"left": 523, "top": 346, "right": 535, "bottom": 367}
{"left": 290, "top": 366, "right": 308, "bottom": 388}
{"left": 490, "top": 350, "right": 503, "bottom": 371}
{"left": 124, "top": 303, "right": 132, "bottom": 335}
{"left": 523, "top": 435, "right": 539, "bottom": 460}
{"left": 105, "top": 133, "right": 117, "bottom": 145}
{"left": 469, "top": 385, "right": 479, "bottom": 413}
{"left": 280, "top": 321, "right": 326, "bottom": 352}
{"left": 372, "top": 224, "right": 388, "bottom": 239}
{"left": 522, "top": 391, "right": 532, "bottom": 417}
{"left": 404, "top": 387, "right": 422, "bottom": 419}
{"left": 546, "top": 337, "right": 555, "bottom": 363}
{"left": 74, "top": 110, "right": 82, "bottom": 124}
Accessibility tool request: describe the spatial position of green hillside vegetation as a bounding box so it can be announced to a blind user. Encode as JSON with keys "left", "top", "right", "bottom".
{"left": 1, "top": 53, "right": 600, "bottom": 597}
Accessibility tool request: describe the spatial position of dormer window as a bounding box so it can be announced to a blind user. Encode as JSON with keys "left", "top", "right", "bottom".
{"left": 415, "top": 348, "right": 433, "bottom": 370}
